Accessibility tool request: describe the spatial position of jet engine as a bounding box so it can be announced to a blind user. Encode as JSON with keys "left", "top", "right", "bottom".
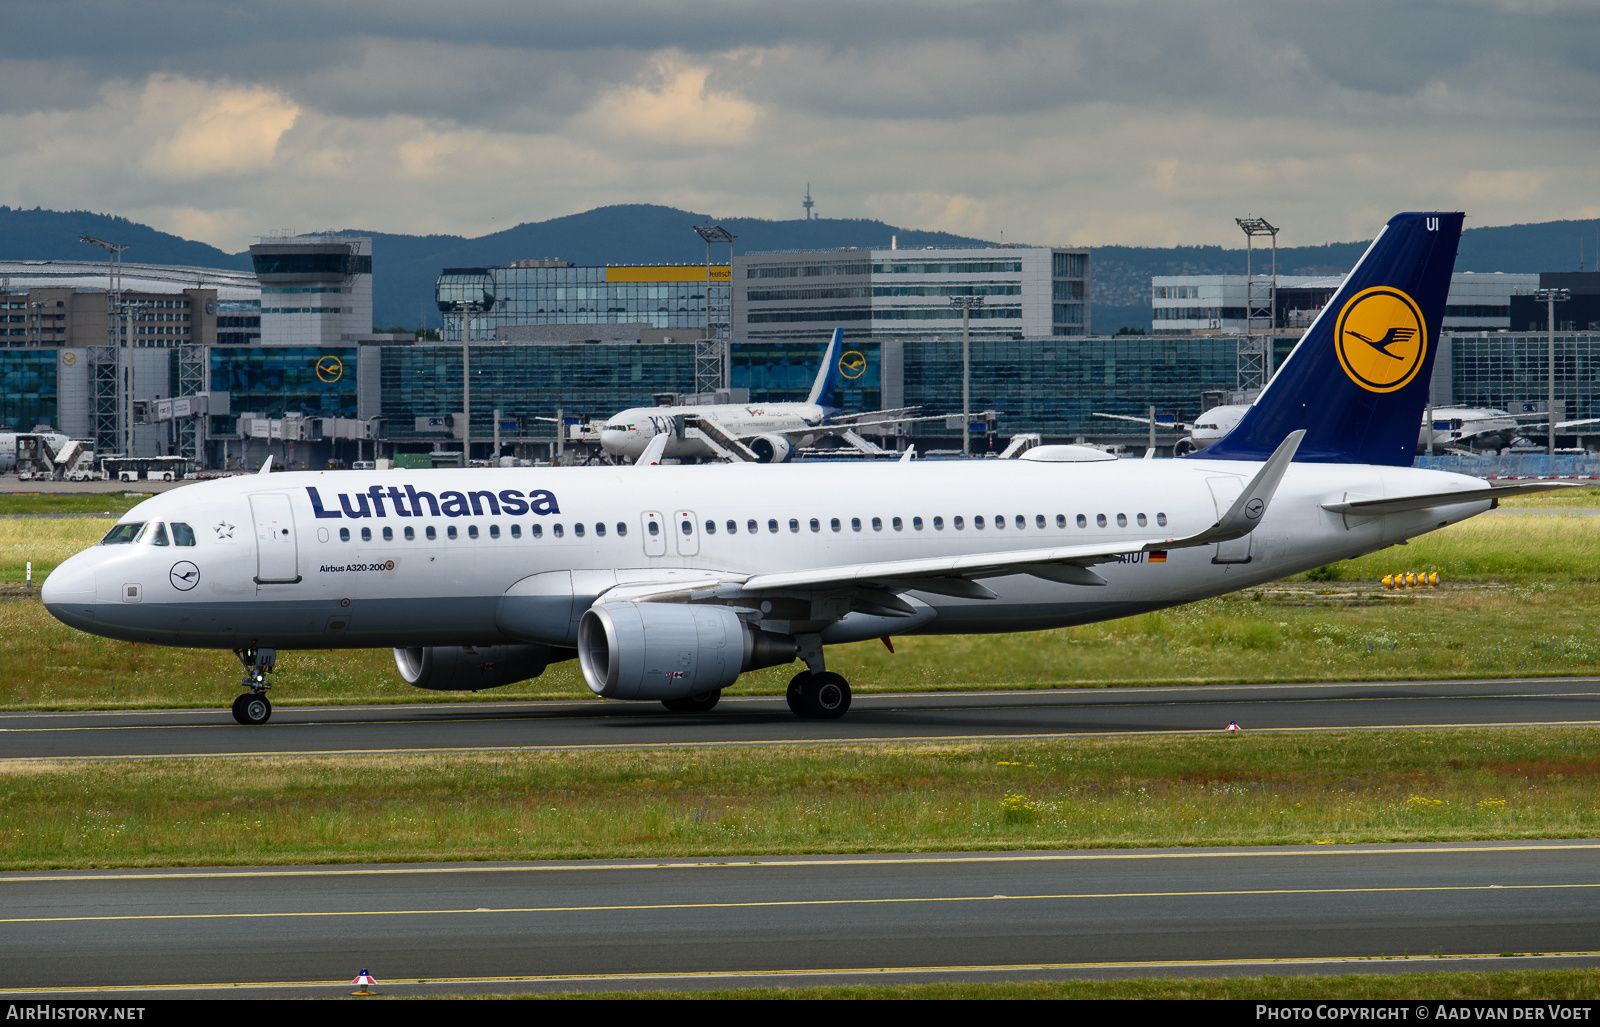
{"left": 577, "top": 603, "right": 797, "bottom": 700}
{"left": 393, "top": 644, "right": 571, "bottom": 691}
{"left": 745, "top": 434, "right": 794, "bottom": 463}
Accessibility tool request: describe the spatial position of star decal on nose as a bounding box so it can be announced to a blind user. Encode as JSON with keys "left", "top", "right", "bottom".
{"left": 214, "top": 521, "right": 235, "bottom": 539}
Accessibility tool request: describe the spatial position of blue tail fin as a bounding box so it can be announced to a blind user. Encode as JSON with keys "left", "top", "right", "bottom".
{"left": 1194, "top": 211, "right": 1463, "bottom": 466}
{"left": 806, "top": 327, "right": 845, "bottom": 408}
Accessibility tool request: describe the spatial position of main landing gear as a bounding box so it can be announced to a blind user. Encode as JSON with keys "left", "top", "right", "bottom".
{"left": 231, "top": 646, "right": 277, "bottom": 725}
{"left": 786, "top": 633, "right": 851, "bottom": 719}
{"left": 787, "top": 671, "right": 852, "bottom": 719}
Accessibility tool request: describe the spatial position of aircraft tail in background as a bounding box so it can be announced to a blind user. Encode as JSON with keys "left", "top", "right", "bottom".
{"left": 806, "top": 328, "right": 845, "bottom": 408}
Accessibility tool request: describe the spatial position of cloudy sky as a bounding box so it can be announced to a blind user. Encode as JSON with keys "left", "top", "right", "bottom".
{"left": 1, "top": 0, "right": 1595, "bottom": 252}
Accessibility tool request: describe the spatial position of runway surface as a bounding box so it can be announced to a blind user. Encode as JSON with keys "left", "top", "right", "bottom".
{"left": 3, "top": 842, "right": 1598, "bottom": 996}
{"left": 4, "top": 677, "right": 1599, "bottom": 761}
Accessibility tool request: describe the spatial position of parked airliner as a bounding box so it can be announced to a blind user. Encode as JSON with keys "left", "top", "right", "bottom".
{"left": 42, "top": 212, "right": 1569, "bottom": 724}
{"left": 597, "top": 329, "right": 931, "bottom": 463}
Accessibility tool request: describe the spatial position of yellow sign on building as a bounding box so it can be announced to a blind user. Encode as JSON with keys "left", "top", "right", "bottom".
{"left": 605, "top": 265, "right": 731, "bottom": 283}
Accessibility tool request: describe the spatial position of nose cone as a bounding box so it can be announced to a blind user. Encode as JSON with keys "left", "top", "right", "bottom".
{"left": 41, "top": 551, "right": 98, "bottom": 631}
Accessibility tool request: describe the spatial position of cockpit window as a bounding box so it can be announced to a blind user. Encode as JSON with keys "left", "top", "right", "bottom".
{"left": 100, "top": 522, "right": 143, "bottom": 545}
{"left": 136, "top": 522, "right": 170, "bottom": 546}
{"left": 170, "top": 522, "right": 197, "bottom": 547}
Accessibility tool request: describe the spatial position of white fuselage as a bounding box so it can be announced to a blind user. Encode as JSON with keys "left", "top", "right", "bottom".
{"left": 599, "top": 404, "right": 826, "bottom": 461}
{"left": 1419, "top": 407, "right": 1520, "bottom": 452}
{"left": 43, "top": 458, "right": 1490, "bottom": 653}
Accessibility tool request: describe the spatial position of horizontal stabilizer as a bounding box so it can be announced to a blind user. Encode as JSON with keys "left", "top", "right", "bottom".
{"left": 1322, "top": 480, "right": 1582, "bottom": 516}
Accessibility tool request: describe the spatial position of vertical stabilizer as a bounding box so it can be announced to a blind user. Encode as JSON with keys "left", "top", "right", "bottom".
{"left": 1195, "top": 212, "right": 1463, "bottom": 466}
{"left": 806, "top": 328, "right": 845, "bottom": 408}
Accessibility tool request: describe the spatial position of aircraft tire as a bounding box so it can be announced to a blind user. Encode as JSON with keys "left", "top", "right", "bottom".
{"left": 661, "top": 690, "right": 721, "bottom": 713}
{"left": 232, "top": 692, "right": 272, "bottom": 725}
{"left": 786, "top": 672, "right": 809, "bottom": 715}
{"left": 800, "top": 672, "right": 851, "bottom": 720}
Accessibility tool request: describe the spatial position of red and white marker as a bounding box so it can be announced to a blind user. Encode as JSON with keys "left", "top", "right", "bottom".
{"left": 352, "top": 969, "right": 377, "bottom": 995}
{"left": 1226, "top": 721, "right": 1242, "bottom": 732}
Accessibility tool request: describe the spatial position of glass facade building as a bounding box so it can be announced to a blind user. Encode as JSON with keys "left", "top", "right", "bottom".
{"left": 0, "top": 350, "right": 58, "bottom": 431}
{"left": 901, "top": 335, "right": 1239, "bottom": 437}
{"left": 736, "top": 248, "right": 1090, "bottom": 341}
{"left": 209, "top": 346, "right": 358, "bottom": 434}
{"left": 435, "top": 264, "right": 727, "bottom": 342}
{"left": 1451, "top": 332, "right": 1600, "bottom": 422}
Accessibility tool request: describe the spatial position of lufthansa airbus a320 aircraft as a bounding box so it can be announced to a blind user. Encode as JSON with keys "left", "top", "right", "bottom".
{"left": 43, "top": 212, "right": 1568, "bottom": 724}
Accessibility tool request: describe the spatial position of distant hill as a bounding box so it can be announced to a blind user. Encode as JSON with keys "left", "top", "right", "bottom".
{"left": 1, "top": 204, "right": 1595, "bottom": 335}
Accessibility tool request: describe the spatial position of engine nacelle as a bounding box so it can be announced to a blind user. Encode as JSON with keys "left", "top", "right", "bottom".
{"left": 577, "top": 603, "right": 797, "bottom": 700}
{"left": 745, "top": 434, "right": 794, "bottom": 463}
{"left": 393, "top": 644, "right": 568, "bottom": 691}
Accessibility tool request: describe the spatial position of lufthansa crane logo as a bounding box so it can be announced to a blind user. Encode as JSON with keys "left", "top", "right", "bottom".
{"left": 1334, "top": 286, "right": 1428, "bottom": 393}
{"left": 838, "top": 350, "right": 867, "bottom": 379}
{"left": 315, "top": 355, "right": 344, "bottom": 383}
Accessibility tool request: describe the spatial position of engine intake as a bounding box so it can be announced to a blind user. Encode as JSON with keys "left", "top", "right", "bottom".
{"left": 578, "top": 603, "right": 796, "bottom": 700}
{"left": 745, "top": 434, "right": 793, "bottom": 463}
{"left": 393, "top": 644, "right": 571, "bottom": 691}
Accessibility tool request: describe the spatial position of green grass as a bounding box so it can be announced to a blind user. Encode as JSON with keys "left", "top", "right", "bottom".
{"left": 0, "top": 493, "right": 145, "bottom": 517}
{"left": 498, "top": 969, "right": 1600, "bottom": 999}
{"left": 4, "top": 729, "right": 1597, "bottom": 870}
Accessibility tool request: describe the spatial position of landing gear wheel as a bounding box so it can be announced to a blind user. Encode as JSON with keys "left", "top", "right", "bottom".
{"left": 231, "top": 692, "right": 272, "bottom": 725}
{"left": 786, "top": 672, "right": 809, "bottom": 715}
{"left": 662, "top": 690, "right": 721, "bottom": 713}
{"left": 790, "top": 671, "right": 851, "bottom": 719}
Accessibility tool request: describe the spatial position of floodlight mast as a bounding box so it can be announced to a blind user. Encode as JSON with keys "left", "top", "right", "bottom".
{"left": 949, "top": 295, "right": 985, "bottom": 456}
{"left": 1533, "top": 287, "right": 1571, "bottom": 456}
{"left": 693, "top": 224, "right": 736, "bottom": 395}
{"left": 81, "top": 234, "right": 131, "bottom": 455}
{"left": 1235, "top": 216, "right": 1278, "bottom": 393}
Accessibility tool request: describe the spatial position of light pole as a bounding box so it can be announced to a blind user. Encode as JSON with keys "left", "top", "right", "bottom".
{"left": 1533, "top": 288, "right": 1571, "bottom": 456}
{"left": 950, "top": 295, "right": 984, "bottom": 456}
{"left": 452, "top": 301, "right": 486, "bottom": 465}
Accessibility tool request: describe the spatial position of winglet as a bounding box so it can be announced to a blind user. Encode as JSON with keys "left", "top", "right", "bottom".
{"left": 899, "top": 445, "right": 916, "bottom": 463}
{"left": 806, "top": 328, "right": 845, "bottom": 408}
{"left": 259, "top": 455, "right": 274, "bottom": 475}
{"left": 1151, "top": 429, "right": 1303, "bottom": 550}
{"left": 635, "top": 432, "right": 669, "bottom": 467}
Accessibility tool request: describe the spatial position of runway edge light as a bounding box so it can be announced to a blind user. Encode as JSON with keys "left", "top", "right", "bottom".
{"left": 352, "top": 968, "right": 378, "bottom": 996}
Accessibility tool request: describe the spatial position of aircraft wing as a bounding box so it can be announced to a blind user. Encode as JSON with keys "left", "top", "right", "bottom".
{"left": 1321, "top": 480, "right": 1582, "bottom": 516}
{"left": 815, "top": 414, "right": 950, "bottom": 431}
{"left": 1091, "top": 412, "right": 1184, "bottom": 430}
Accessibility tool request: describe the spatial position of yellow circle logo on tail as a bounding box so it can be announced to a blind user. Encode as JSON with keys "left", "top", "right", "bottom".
{"left": 838, "top": 350, "right": 867, "bottom": 379}
{"left": 1334, "top": 286, "right": 1427, "bottom": 393}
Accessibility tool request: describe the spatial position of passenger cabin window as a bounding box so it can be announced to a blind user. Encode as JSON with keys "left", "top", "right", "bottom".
{"left": 447, "top": 526, "right": 458, "bottom": 540}
{"left": 468, "top": 525, "right": 480, "bottom": 539}
{"left": 892, "top": 517, "right": 903, "bottom": 531}
{"left": 726, "top": 519, "right": 737, "bottom": 534}
{"left": 383, "top": 526, "right": 394, "bottom": 541}
{"left": 830, "top": 518, "right": 841, "bottom": 532}
{"left": 170, "top": 522, "right": 197, "bottom": 546}
{"left": 648, "top": 521, "right": 659, "bottom": 536}
{"left": 871, "top": 517, "right": 883, "bottom": 531}
{"left": 531, "top": 524, "right": 542, "bottom": 538}
{"left": 362, "top": 527, "right": 373, "bottom": 541}
{"left": 1017, "top": 515, "right": 1027, "bottom": 529}
{"left": 1116, "top": 514, "right": 1127, "bottom": 527}
{"left": 511, "top": 524, "right": 521, "bottom": 538}
{"left": 851, "top": 517, "right": 862, "bottom": 532}
{"left": 405, "top": 526, "right": 415, "bottom": 540}
{"left": 706, "top": 520, "right": 717, "bottom": 534}
{"left": 426, "top": 526, "right": 437, "bottom": 540}
{"left": 810, "top": 518, "right": 821, "bottom": 533}
{"left": 340, "top": 527, "right": 351, "bottom": 542}
{"left": 595, "top": 522, "right": 606, "bottom": 537}
{"left": 933, "top": 516, "right": 944, "bottom": 530}
{"left": 1076, "top": 514, "right": 1087, "bottom": 528}
{"left": 554, "top": 524, "right": 564, "bottom": 538}
{"left": 574, "top": 523, "right": 585, "bottom": 538}
{"left": 954, "top": 516, "right": 965, "bottom": 530}
{"left": 1157, "top": 513, "right": 1168, "bottom": 527}
{"left": 912, "top": 516, "right": 923, "bottom": 530}
{"left": 616, "top": 522, "right": 627, "bottom": 537}
{"left": 1137, "top": 513, "right": 1147, "bottom": 527}
{"left": 1096, "top": 514, "right": 1107, "bottom": 528}
{"left": 1056, "top": 514, "right": 1067, "bottom": 528}
{"left": 768, "top": 519, "right": 778, "bottom": 533}
{"left": 747, "top": 519, "right": 758, "bottom": 534}
{"left": 489, "top": 524, "right": 500, "bottom": 539}
{"left": 974, "top": 516, "right": 985, "bottom": 529}
{"left": 100, "top": 522, "right": 143, "bottom": 545}
{"left": 789, "top": 519, "right": 800, "bottom": 533}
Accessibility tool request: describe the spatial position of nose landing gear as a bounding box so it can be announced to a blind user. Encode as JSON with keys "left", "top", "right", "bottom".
{"left": 231, "top": 647, "right": 277, "bottom": 725}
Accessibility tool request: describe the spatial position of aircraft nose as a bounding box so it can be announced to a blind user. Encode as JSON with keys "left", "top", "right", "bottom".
{"left": 41, "top": 552, "right": 98, "bottom": 630}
